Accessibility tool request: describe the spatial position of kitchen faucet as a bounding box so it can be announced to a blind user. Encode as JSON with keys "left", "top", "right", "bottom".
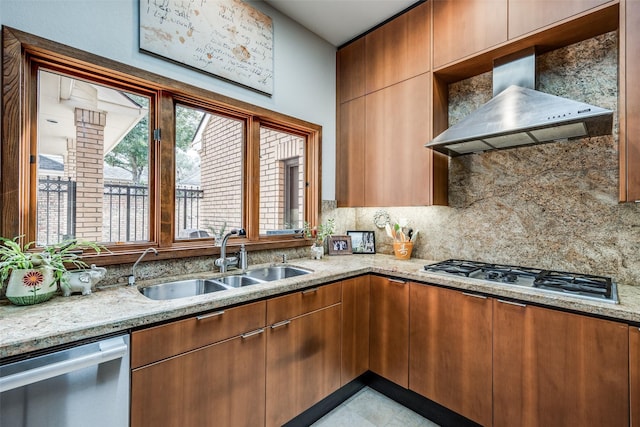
{"left": 128, "top": 247, "right": 159, "bottom": 285}
{"left": 215, "top": 228, "right": 246, "bottom": 273}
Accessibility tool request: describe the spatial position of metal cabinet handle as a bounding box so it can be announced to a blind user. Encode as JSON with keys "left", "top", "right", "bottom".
{"left": 302, "top": 287, "right": 318, "bottom": 295}
{"left": 241, "top": 328, "right": 265, "bottom": 339}
{"left": 270, "top": 320, "right": 291, "bottom": 329}
{"left": 497, "top": 299, "right": 526, "bottom": 308}
{"left": 462, "top": 292, "right": 487, "bottom": 299}
{"left": 196, "top": 310, "right": 225, "bottom": 320}
{"left": 388, "top": 278, "right": 406, "bottom": 285}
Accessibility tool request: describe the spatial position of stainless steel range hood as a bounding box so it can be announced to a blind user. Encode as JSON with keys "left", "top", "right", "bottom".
{"left": 425, "top": 49, "right": 613, "bottom": 157}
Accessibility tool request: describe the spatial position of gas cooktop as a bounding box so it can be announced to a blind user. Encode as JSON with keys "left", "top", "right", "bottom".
{"left": 423, "top": 259, "right": 618, "bottom": 304}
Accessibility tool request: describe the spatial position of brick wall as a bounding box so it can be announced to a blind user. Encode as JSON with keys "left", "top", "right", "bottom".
{"left": 259, "top": 128, "right": 304, "bottom": 232}
{"left": 196, "top": 117, "right": 305, "bottom": 238}
{"left": 197, "top": 115, "right": 244, "bottom": 236}
{"left": 73, "top": 108, "right": 106, "bottom": 242}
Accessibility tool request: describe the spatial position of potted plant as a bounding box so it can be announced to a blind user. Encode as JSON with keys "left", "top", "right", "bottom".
{"left": 0, "top": 237, "right": 103, "bottom": 305}
{"left": 303, "top": 218, "right": 335, "bottom": 259}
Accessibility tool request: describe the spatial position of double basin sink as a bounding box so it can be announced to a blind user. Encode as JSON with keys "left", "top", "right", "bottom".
{"left": 140, "top": 265, "right": 312, "bottom": 301}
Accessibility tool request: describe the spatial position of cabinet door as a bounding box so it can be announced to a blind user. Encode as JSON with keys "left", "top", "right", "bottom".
{"left": 341, "top": 275, "right": 370, "bottom": 385}
{"left": 131, "top": 301, "right": 265, "bottom": 368}
{"left": 364, "top": 74, "right": 431, "bottom": 207}
{"left": 369, "top": 276, "right": 409, "bottom": 387}
{"left": 409, "top": 284, "right": 492, "bottom": 427}
{"left": 266, "top": 304, "right": 342, "bottom": 427}
{"left": 337, "top": 37, "right": 366, "bottom": 104}
{"left": 266, "top": 281, "right": 341, "bottom": 325}
{"left": 131, "top": 329, "right": 266, "bottom": 427}
{"left": 493, "top": 299, "right": 629, "bottom": 427}
{"left": 337, "top": 97, "right": 365, "bottom": 207}
{"left": 622, "top": 0, "right": 640, "bottom": 201}
{"left": 631, "top": 326, "right": 640, "bottom": 427}
{"left": 432, "top": 0, "right": 507, "bottom": 68}
{"left": 365, "top": 2, "right": 430, "bottom": 93}
{"left": 509, "top": 0, "right": 612, "bottom": 39}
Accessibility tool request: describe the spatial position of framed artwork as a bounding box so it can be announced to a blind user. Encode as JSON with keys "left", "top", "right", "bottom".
{"left": 139, "top": 0, "right": 274, "bottom": 95}
{"left": 328, "top": 235, "right": 353, "bottom": 255}
{"left": 347, "top": 231, "right": 376, "bottom": 254}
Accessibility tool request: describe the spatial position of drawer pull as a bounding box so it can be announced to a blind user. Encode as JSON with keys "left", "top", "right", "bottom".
{"left": 388, "top": 278, "right": 406, "bottom": 285}
{"left": 271, "top": 320, "right": 291, "bottom": 329}
{"left": 462, "top": 292, "right": 487, "bottom": 299}
{"left": 196, "top": 310, "right": 225, "bottom": 320}
{"left": 302, "top": 287, "right": 319, "bottom": 295}
{"left": 241, "top": 328, "right": 265, "bottom": 339}
{"left": 497, "top": 299, "right": 526, "bottom": 308}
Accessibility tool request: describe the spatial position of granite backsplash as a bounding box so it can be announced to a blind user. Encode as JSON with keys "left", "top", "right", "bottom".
{"left": 327, "top": 31, "right": 640, "bottom": 286}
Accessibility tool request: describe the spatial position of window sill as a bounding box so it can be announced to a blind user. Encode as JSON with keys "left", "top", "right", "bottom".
{"left": 81, "top": 238, "right": 312, "bottom": 267}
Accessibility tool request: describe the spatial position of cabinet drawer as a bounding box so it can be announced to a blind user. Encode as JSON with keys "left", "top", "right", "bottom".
{"left": 131, "top": 301, "right": 266, "bottom": 368}
{"left": 267, "top": 282, "right": 341, "bottom": 325}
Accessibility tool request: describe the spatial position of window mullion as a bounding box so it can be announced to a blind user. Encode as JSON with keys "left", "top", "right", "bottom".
{"left": 158, "top": 91, "right": 176, "bottom": 247}
{"left": 245, "top": 117, "right": 261, "bottom": 241}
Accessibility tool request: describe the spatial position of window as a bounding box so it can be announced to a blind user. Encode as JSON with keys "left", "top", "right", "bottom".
{"left": 1, "top": 28, "right": 320, "bottom": 262}
{"left": 259, "top": 126, "right": 306, "bottom": 236}
{"left": 36, "top": 69, "right": 154, "bottom": 246}
{"left": 174, "top": 105, "right": 244, "bottom": 241}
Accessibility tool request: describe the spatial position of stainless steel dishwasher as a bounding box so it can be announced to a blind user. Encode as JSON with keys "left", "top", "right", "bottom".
{"left": 0, "top": 333, "right": 130, "bottom": 427}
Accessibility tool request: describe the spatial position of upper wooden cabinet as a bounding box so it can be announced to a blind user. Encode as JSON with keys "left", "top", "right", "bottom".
{"left": 432, "top": 0, "right": 508, "bottom": 69}
{"left": 365, "top": 1, "right": 430, "bottom": 93}
{"left": 509, "top": 0, "right": 613, "bottom": 39}
{"left": 621, "top": 0, "right": 640, "bottom": 202}
{"left": 336, "top": 2, "right": 447, "bottom": 208}
{"left": 336, "top": 97, "right": 365, "bottom": 207}
{"left": 365, "top": 74, "right": 441, "bottom": 207}
{"left": 337, "top": 37, "right": 366, "bottom": 104}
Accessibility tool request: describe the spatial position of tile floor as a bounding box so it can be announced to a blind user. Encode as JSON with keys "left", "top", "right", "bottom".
{"left": 311, "top": 387, "right": 441, "bottom": 427}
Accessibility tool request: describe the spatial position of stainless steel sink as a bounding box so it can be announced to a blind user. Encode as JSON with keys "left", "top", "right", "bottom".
{"left": 244, "top": 266, "right": 311, "bottom": 282}
{"left": 140, "top": 265, "right": 312, "bottom": 300}
{"left": 211, "top": 275, "right": 264, "bottom": 288}
{"left": 140, "top": 279, "right": 228, "bottom": 300}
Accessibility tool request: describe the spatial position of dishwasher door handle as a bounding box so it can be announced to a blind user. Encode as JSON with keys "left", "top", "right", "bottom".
{"left": 0, "top": 336, "right": 128, "bottom": 393}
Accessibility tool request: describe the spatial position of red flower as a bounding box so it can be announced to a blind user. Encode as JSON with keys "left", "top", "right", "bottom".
{"left": 22, "top": 270, "right": 44, "bottom": 287}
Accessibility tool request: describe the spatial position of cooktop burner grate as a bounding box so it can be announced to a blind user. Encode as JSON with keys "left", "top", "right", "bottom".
{"left": 424, "top": 259, "right": 617, "bottom": 303}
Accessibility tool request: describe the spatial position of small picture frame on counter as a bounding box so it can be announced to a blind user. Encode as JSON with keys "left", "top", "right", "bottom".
{"left": 328, "top": 235, "right": 353, "bottom": 255}
{"left": 347, "top": 230, "right": 376, "bottom": 254}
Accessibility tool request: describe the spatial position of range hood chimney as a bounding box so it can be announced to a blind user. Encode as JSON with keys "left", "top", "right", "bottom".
{"left": 425, "top": 48, "right": 613, "bottom": 156}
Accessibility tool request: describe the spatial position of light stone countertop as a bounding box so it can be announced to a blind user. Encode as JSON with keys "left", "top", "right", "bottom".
{"left": 1, "top": 254, "right": 639, "bottom": 359}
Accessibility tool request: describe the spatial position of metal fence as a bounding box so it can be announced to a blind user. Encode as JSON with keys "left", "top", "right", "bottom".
{"left": 37, "top": 178, "right": 203, "bottom": 244}
{"left": 176, "top": 186, "right": 204, "bottom": 233}
{"left": 103, "top": 183, "right": 149, "bottom": 243}
{"left": 37, "top": 177, "right": 76, "bottom": 246}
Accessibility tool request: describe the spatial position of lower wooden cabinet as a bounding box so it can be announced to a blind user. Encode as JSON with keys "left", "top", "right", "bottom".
{"left": 369, "top": 275, "right": 409, "bottom": 387}
{"left": 631, "top": 326, "right": 640, "bottom": 427}
{"left": 131, "top": 320, "right": 266, "bottom": 427}
{"left": 493, "top": 299, "right": 629, "bottom": 427}
{"left": 409, "top": 284, "right": 493, "bottom": 427}
{"left": 130, "top": 275, "right": 635, "bottom": 427}
{"left": 341, "top": 275, "right": 371, "bottom": 385}
{"left": 265, "top": 302, "right": 342, "bottom": 427}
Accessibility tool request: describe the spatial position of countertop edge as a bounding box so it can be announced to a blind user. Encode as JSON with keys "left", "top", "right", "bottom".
{"left": 1, "top": 255, "right": 639, "bottom": 358}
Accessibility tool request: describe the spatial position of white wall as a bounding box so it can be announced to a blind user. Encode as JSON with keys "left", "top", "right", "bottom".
{"left": 0, "top": 0, "right": 337, "bottom": 200}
